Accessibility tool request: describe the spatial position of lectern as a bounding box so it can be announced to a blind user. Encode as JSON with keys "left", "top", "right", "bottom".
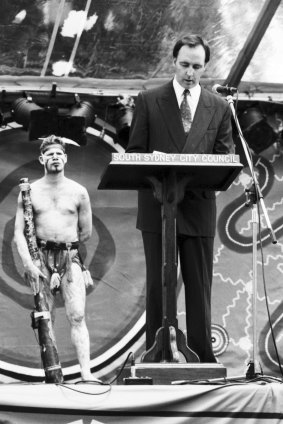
{"left": 99, "top": 153, "right": 243, "bottom": 382}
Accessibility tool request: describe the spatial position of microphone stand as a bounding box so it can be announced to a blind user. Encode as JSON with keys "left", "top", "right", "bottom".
{"left": 226, "top": 94, "right": 277, "bottom": 379}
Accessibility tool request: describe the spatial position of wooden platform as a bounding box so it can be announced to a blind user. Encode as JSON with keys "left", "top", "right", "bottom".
{"left": 117, "top": 363, "right": 227, "bottom": 385}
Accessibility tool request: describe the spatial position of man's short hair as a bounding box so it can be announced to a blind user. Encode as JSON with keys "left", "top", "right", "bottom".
{"left": 173, "top": 34, "right": 210, "bottom": 64}
{"left": 40, "top": 135, "right": 66, "bottom": 154}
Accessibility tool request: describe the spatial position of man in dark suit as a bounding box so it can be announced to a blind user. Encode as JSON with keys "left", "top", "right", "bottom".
{"left": 126, "top": 34, "right": 234, "bottom": 362}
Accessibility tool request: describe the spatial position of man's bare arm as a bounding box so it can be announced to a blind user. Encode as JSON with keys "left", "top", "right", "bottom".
{"left": 77, "top": 187, "right": 92, "bottom": 242}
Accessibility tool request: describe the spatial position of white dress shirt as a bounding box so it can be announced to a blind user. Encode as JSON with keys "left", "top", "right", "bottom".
{"left": 173, "top": 76, "right": 201, "bottom": 121}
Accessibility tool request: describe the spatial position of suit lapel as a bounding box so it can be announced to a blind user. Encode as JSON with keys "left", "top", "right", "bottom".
{"left": 182, "top": 88, "right": 215, "bottom": 153}
{"left": 156, "top": 82, "right": 186, "bottom": 152}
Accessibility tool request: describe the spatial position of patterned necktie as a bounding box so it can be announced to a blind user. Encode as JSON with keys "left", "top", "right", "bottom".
{"left": 180, "top": 89, "right": 192, "bottom": 133}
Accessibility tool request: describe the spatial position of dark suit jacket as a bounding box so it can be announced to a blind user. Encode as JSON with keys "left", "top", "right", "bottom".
{"left": 126, "top": 81, "right": 235, "bottom": 236}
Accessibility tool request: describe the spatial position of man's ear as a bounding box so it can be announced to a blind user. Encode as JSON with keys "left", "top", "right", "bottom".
{"left": 63, "top": 154, "right": 67, "bottom": 163}
{"left": 39, "top": 155, "right": 44, "bottom": 165}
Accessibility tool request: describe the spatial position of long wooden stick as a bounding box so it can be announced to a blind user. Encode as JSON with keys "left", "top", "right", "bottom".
{"left": 19, "top": 178, "right": 64, "bottom": 383}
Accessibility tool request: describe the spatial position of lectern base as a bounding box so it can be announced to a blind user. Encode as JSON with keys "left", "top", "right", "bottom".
{"left": 117, "top": 363, "right": 227, "bottom": 385}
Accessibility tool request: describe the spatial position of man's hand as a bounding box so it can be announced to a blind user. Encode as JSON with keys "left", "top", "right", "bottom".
{"left": 24, "top": 262, "right": 46, "bottom": 295}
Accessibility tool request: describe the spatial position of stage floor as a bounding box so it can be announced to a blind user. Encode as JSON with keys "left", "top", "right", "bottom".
{"left": 0, "top": 377, "right": 283, "bottom": 423}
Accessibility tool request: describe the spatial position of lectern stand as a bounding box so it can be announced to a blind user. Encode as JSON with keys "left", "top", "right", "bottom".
{"left": 98, "top": 153, "right": 243, "bottom": 383}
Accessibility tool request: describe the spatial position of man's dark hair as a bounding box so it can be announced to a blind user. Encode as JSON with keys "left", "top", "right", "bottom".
{"left": 173, "top": 34, "right": 210, "bottom": 63}
{"left": 40, "top": 135, "right": 66, "bottom": 154}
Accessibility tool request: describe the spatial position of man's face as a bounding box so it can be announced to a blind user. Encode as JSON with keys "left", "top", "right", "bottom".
{"left": 39, "top": 145, "right": 67, "bottom": 173}
{"left": 173, "top": 44, "right": 206, "bottom": 89}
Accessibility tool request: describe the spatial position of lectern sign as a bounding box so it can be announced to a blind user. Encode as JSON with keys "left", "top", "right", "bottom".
{"left": 99, "top": 153, "right": 243, "bottom": 191}
{"left": 112, "top": 152, "right": 239, "bottom": 164}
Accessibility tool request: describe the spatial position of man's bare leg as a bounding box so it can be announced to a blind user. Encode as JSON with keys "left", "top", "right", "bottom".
{"left": 70, "top": 317, "right": 93, "bottom": 380}
{"left": 61, "top": 263, "right": 98, "bottom": 381}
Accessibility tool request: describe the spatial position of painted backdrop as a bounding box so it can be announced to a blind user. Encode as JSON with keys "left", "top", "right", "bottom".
{"left": 0, "top": 127, "right": 282, "bottom": 381}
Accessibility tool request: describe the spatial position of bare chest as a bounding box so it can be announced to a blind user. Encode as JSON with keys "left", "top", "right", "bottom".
{"left": 31, "top": 186, "right": 78, "bottom": 216}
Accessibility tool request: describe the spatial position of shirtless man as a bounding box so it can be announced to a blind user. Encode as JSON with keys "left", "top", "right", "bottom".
{"left": 14, "top": 135, "right": 95, "bottom": 381}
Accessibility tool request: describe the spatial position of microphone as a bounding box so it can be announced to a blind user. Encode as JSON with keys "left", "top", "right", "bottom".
{"left": 212, "top": 84, "right": 238, "bottom": 95}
